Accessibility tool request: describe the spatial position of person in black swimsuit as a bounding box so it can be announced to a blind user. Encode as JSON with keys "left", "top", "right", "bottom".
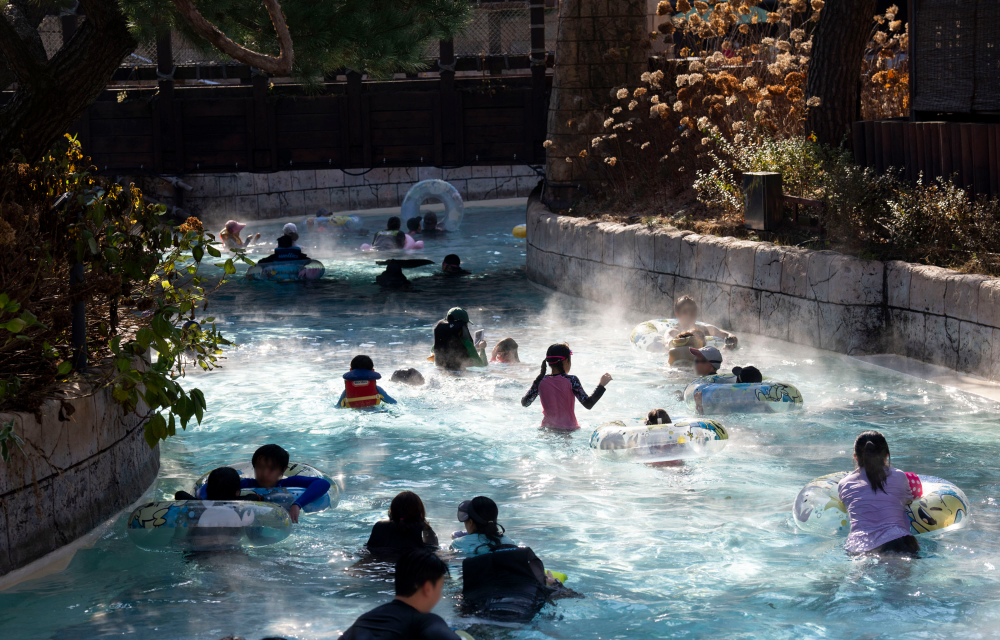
{"left": 365, "top": 490, "right": 440, "bottom": 560}
{"left": 339, "top": 549, "right": 462, "bottom": 640}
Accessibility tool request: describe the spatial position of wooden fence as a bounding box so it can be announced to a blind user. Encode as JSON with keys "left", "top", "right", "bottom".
{"left": 852, "top": 120, "right": 1000, "bottom": 196}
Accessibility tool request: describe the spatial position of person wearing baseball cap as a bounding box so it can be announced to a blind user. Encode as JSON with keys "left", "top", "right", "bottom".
{"left": 689, "top": 345, "right": 723, "bottom": 376}
{"left": 449, "top": 497, "right": 516, "bottom": 556}
{"left": 432, "top": 307, "right": 487, "bottom": 370}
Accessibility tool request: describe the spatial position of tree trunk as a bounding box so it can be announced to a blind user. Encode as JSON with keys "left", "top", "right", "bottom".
{"left": 805, "top": 0, "right": 878, "bottom": 147}
{"left": 0, "top": 2, "right": 136, "bottom": 162}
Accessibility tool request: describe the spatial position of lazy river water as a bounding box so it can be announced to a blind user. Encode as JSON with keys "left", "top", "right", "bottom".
{"left": 3, "top": 204, "right": 1000, "bottom": 639}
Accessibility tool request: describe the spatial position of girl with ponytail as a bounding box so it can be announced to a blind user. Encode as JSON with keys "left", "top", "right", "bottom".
{"left": 837, "top": 431, "right": 923, "bottom": 555}
{"left": 521, "top": 343, "right": 612, "bottom": 430}
{"left": 450, "top": 496, "right": 516, "bottom": 555}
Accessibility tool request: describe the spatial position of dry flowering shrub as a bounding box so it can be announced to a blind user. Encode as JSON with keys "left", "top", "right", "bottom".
{"left": 576, "top": 0, "right": 823, "bottom": 199}
{"left": 861, "top": 5, "right": 909, "bottom": 119}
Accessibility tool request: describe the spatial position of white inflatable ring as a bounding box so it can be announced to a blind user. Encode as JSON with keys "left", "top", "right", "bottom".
{"left": 127, "top": 500, "right": 292, "bottom": 551}
{"left": 194, "top": 461, "right": 340, "bottom": 512}
{"left": 793, "top": 471, "right": 970, "bottom": 537}
{"left": 629, "top": 318, "right": 725, "bottom": 353}
{"left": 590, "top": 418, "right": 728, "bottom": 463}
{"left": 400, "top": 179, "right": 464, "bottom": 231}
{"left": 683, "top": 374, "right": 803, "bottom": 414}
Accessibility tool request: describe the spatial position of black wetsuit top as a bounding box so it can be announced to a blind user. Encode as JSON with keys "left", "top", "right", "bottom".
{"left": 338, "top": 599, "right": 460, "bottom": 640}
{"left": 365, "top": 520, "right": 439, "bottom": 559}
{"left": 461, "top": 546, "right": 552, "bottom": 623}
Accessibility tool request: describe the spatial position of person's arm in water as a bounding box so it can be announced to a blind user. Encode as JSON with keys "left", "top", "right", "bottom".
{"left": 521, "top": 377, "right": 542, "bottom": 407}
{"left": 461, "top": 335, "right": 488, "bottom": 367}
{"left": 336, "top": 388, "right": 348, "bottom": 408}
{"left": 700, "top": 322, "right": 738, "bottom": 347}
{"left": 376, "top": 385, "right": 397, "bottom": 404}
{"left": 277, "top": 476, "right": 333, "bottom": 511}
{"left": 568, "top": 374, "right": 613, "bottom": 410}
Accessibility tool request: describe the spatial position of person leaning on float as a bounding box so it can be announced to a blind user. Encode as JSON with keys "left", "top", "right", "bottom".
{"left": 431, "top": 307, "right": 487, "bottom": 370}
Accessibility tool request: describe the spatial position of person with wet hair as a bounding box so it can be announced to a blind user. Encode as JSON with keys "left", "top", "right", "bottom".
{"left": 441, "top": 254, "right": 470, "bottom": 275}
{"left": 837, "top": 430, "right": 923, "bottom": 556}
{"left": 645, "top": 408, "right": 671, "bottom": 425}
{"left": 521, "top": 343, "right": 612, "bottom": 430}
{"left": 365, "top": 490, "right": 440, "bottom": 559}
{"left": 391, "top": 368, "right": 426, "bottom": 385}
{"left": 339, "top": 549, "right": 463, "bottom": 640}
{"left": 490, "top": 337, "right": 520, "bottom": 363}
{"left": 432, "top": 307, "right": 487, "bottom": 370}
{"left": 371, "top": 216, "right": 407, "bottom": 250}
{"left": 667, "top": 295, "right": 738, "bottom": 349}
{"left": 450, "top": 496, "right": 516, "bottom": 556}
{"left": 421, "top": 211, "right": 447, "bottom": 236}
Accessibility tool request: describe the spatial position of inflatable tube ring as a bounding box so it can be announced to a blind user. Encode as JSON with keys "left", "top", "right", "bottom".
{"left": 247, "top": 259, "right": 325, "bottom": 282}
{"left": 792, "top": 471, "right": 970, "bottom": 537}
{"left": 512, "top": 224, "right": 527, "bottom": 238}
{"left": 682, "top": 374, "right": 803, "bottom": 414}
{"left": 400, "top": 179, "right": 464, "bottom": 231}
{"left": 126, "top": 500, "right": 293, "bottom": 551}
{"left": 629, "top": 318, "right": 726, "bottom": 354}
{"left": 590, "top": 418, "right": 728, "bottom": 463}
{"left": 194, "top": 461, "right": 341, "bottom": 512}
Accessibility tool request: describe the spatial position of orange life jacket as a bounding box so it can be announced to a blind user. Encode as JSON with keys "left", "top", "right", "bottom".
{"left": 343, "top": 379, "right": 381, "bottom": 408}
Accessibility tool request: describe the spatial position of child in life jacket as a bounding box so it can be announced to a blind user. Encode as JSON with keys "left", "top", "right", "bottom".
{"left": 337, "top": 354, "right": 397, "bottom": 409}
{"left": 521, "top": 343, "right": 612, "bottom": 430}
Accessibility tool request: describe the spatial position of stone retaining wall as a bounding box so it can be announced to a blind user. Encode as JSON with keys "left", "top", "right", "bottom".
{"left": 0, "top": 384, "right": 158, "bottom": 576}
{"left": 525, "top": 199, "right": 1000, "bottom": 381}
{"left": 141, "top": 165, "right": 542, "bottom": 224}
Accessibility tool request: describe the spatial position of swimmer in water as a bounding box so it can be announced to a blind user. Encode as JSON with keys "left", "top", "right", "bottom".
{"left": 666, "top": 295, "right": 738, "bottom": 349}
{"left": 441, "top": 254, "right": 470, "bottom": 275}
{"left": 218, "top": 220, "right": 260, "bottom": 250}
{"left": 490, "top": 337, "right": 520, "bottom": 363}
{"left": 521, "top": 343, "right": 612, "bottom": 430}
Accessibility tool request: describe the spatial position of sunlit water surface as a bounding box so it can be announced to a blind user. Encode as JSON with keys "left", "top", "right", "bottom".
{"left": 4, "top": 205, "right": 1000, "bottom": 640}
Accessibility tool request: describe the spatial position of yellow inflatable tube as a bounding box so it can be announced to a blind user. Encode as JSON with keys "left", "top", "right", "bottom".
{"left": 512, "top": 224, "right": 527, "bottom": 238}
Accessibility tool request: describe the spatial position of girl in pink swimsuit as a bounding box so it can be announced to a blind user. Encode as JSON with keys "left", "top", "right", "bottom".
{"left": 521, "top": 343, "right": 612, "bottom": 430}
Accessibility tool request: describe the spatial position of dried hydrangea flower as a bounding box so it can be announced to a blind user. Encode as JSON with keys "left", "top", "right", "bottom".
{"left": 579, "top": 149, "right": 588, "bottom": 158}
{"left": 628, "top": 100, "right": 638, "bottom": 110}
{"left": 806, "top": 96, "right": 821, "bottom": 107}
{"left": 790, "top": 28, "right": 805, "bottom": 42}
{"left": 612, "top": 106, "right": 622, "bottom": 114}
{"left": 542, "top": 140, "right": 553, "bottom": 148}
{"left": 641, "top": 142, "right": 651, "bottom": 150}
{"left": 616, "top": 88, "right": 629, "bottom": 99}
{"left": 634, "top": 87, "right": 648, "bottom": 97}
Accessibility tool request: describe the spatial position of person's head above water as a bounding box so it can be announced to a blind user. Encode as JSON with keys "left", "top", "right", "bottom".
{"left": 386, "top": 216, "right": 401, "bottom": 231}
{"left": 351, "top": 354, "right": 375, "bottom": 370}
{"left": 674, "top": 295, "right": 699, "bottom": 326}
{"left": 446, "top": 307, "right": 472, "bottom": 325}
{"left": 645, "top": 408, "right": 671, "bottom": 425}
{"left": 388, "top": 490, "right": 429, "bottom": 528}
{"left": 422, "top": 211, "right": 439, "bottom": 230}
{"left": 391, "top": 368, "right": 425, "bottom": 385}
{"left": 853, "top": 430, "right": 892, "bottom": 493}
{"left": 224, "top": 220, "right": 246, "bottom": 236}
{"left": 457, "top": 496, "right": 507, "bottom": 551}
{"left": 251, "top": 443, "right": 289, "bottom": 487}
{"left": 442, "top": 254, "right": 465, "bottom": 274}
{"left": 491, "top": 337, "right": 520, "bottom": 363}
{"left": 690, "top": 345, "right": 722, "bottom": 375}
{"left": 732, "top": 365, "right": 762, "bottom": 383}
{"left": 205, "top": 466, "right": 242, "bottom": 500}
{"left": 394, "top": 548, "right": 450, "bottom": 612}
{"left": 538, "top": 342, "right": 572, "bottom": 378}
{"left": 282, "top": 222, "right": 299, "bottom": 242}
{"left": 277, "top": 235, "right": 295, "bottom": 249}
{"left": 406, "top": 216, "right": 422, "bottom": 233}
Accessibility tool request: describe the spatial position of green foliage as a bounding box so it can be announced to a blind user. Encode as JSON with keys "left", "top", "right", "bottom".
{"left": 123, "top": 0, "right": 472, "bottom": 80}
{"left": 694, "top": 135, "right": 1000, "bottom": 273}
{"left": 0, "top": 419, "right": 24, "bottom": 463}
{"left": 0, "top": 136, "right": 246, "bottom": 450}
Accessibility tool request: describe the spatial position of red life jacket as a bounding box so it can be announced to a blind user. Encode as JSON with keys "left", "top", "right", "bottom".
{"left": 343, "top": 379, "right": 381, "bottom": 408}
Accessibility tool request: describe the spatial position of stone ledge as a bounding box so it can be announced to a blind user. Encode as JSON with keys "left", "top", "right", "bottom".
{"left": 526, "top": 205, "right": 1000, "bottom": 382}
{"left": 0, "top": 382, "right": 158, "bottom": 576}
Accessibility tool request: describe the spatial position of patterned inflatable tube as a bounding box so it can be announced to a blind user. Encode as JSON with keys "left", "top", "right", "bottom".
{"left": 246, "top": 259, "right": 325, "bottom": 282}
{"left": 590, "top": 418, "right": 728, "bottom": 463}
{"left": 127, "top": 500, "right": 292, "bottom": 551}
{"left": 628, "top": 318, "right": 726, "bottom": 354}
{"left": 793, "top": 471, "right": 970, "bottom": 537}
{"left": 194, "top": 461, "right": 340, "bottom": 513}
{"left": 682, "top": 374, "right": 803, "bottom": 414}
{"left": 400, "top": 179, "right": 464, "bottom": 231}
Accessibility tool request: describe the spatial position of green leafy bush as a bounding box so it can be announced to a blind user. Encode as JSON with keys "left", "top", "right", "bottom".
{"left": 0, "top": 136, "right": 249, "bottom": 448}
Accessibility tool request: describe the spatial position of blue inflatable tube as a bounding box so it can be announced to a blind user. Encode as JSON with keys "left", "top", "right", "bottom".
{"left": 400, "top": 179, "right": 464, "bottom": 231}
{"left": 246, "top": 258, "right": 325, "bottom": 282}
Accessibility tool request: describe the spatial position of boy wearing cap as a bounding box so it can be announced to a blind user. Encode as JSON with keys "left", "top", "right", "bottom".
{"left": 432, "top": 307, "right": 488, "bottom": 370}
{"left": 689, "top": 346, "right": 724, "bottom": 376}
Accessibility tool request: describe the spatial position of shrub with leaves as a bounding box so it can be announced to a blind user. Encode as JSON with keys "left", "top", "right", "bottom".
{"left": 0, "top": 136, "right": 248, "bottom": 449}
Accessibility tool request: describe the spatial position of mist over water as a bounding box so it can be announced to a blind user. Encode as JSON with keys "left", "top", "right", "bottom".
{"left": 3, "top": 205, "right": 1000, "bottom": 639}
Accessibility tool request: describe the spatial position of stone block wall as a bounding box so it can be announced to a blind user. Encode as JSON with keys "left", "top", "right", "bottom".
{"left": 526, "top": 200, "right": 1000, "bottom": 381}
{"left": 0, "top": 384, "right": 158, "bottom": 576}
{"left": 143, "top": 165, "right": 542, "bottom": 225}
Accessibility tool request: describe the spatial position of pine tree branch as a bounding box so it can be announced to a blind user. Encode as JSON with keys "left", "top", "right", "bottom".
{"left": 171, "top": 0, "right": 294, "bottom": 76}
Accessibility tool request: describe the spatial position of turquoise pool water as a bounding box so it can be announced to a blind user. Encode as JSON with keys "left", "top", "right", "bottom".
{"left": 3, "top": 205, "right": 1000, "bottom": 639}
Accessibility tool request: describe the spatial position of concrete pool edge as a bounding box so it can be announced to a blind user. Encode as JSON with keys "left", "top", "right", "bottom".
{"left": 524, "top": 196, "right": 1000, "bottom": 384}
{"left": 0, "top": 380, "right": 159, "bottom": 579}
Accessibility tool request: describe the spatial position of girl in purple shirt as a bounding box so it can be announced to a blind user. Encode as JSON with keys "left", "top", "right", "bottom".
{"left": 837, "top": 430, "right": 923, "bottom": 555}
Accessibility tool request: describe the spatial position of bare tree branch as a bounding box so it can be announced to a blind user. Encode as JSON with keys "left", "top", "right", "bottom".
{"left": 171, "top": 0, "right": 294, "bottom": 76}
{"left": 0, "top": 2, "right": 49, "bottom": 86}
